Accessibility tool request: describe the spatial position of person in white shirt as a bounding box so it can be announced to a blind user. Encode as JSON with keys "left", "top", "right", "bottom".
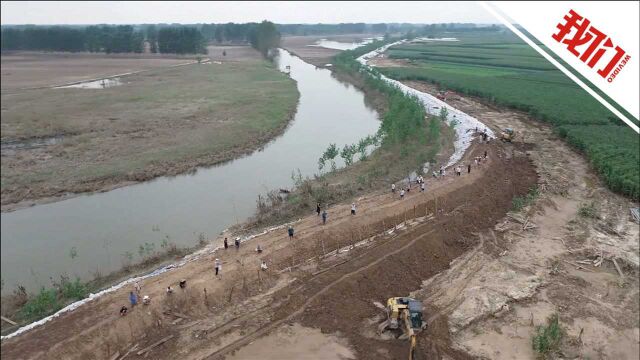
{"left": 351, "top": 203, "right": 356, "bottom": 215}
{"left": 400, "top": 189, "right": 405, "bottom": 199}
{"left": 214, "top": 258, "right": 221, "bottom": 277}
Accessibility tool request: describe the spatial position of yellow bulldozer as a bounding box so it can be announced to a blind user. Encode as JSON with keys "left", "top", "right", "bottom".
{"left": 499, "top": 128, "right": 516, "bottom": 142}
{"left": 378, "top": 297, "right": 427, "bottom": 360}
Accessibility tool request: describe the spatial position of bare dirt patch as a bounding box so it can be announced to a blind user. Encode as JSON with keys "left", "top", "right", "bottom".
{"left": 281, "top": 34, "right": 378, "bottom": 67}
{"left": 403, "top": 80, "right": 640, "bottom": 359}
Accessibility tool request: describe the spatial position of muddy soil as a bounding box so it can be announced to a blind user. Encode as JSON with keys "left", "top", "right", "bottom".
{"left": 402, "top": 80, "right": 640, "bottom": 359}
{"left": 0, "top": 138, "right": 537, "bottom": 359}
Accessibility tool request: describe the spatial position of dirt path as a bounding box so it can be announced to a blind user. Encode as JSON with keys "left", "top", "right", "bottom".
{"left": 1, "top": 136, "right": 538, "bottom": 359}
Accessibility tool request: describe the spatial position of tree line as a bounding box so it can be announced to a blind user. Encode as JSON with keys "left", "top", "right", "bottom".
{"left": 1, "top": 25, "right": 205, "bottom": 54}
{"left": 1, "top": 22, "right": 500, "bottom": 54}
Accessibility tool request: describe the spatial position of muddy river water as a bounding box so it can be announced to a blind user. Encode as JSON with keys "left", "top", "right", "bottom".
{"left": 0, "top": 49, "right": 380, "bottom": 293}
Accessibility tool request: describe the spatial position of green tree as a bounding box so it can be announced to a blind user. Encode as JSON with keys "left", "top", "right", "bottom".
{"left": 340, "top": 144, "right": 357, "bottom": 166}
{"left": 250, "top": 20, "right": 281, "bottom": 57}
{"left": 322, "top": 143, "right": 339, "bottom": 171}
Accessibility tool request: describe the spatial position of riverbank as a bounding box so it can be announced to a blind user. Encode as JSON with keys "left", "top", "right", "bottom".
{"left": 1, "top": 47, "right": 300, "bottom": 211}
{"left": 281, "top": 34, "right": 381, "bottom": 67}
{"left": 3, "top": 38, "right": 637, "bottom": 359}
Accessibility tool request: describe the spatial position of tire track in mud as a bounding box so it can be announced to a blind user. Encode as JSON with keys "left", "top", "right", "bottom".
{"left": 204, "top": 143, "right": 538, "bottom": 360}
{"left": 202, "top": 228, "right": 438, "bottom": 359}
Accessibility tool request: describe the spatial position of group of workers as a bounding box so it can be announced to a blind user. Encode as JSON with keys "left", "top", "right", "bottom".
{"left": 121, "top": 279, "right": 186, "bottom": 316}
{"left": 393, "top": 148, "right": 490, "bottom": 202}
{"left": 119, "top": 144, "right": 492, "bottom": 317}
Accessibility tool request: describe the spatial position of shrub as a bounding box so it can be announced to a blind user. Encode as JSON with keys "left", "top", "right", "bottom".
{"left": 578, "top": 202, "right": 598, "bottom": 218}
{"left": 21, "top": 288, "right": 61, "bottom": 319}
{"left": 512, "top": 187, "right": 539, "bottom": 211}
{"left": 61, "top": 277, "right": 88, "bottom": 300}
{"left": 532, "top": 314, "right": 564, "bottom": 357}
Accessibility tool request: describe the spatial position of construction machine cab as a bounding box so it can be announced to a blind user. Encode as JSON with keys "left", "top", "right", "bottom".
{"left": 380, "top": 297, "right": 427, "bottom": 334}
{"left": 407, "top": 299, "right": 424, "bottom": 330}
{"left": 500, "top": 128, "right": 516, "bottom": 142}
{"left": 379, "top": 297, "right": 427, "bottom": 360}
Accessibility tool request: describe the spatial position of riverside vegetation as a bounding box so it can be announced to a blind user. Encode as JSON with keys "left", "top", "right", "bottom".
{"left": 250, "top": 37, "right": 451, "bottom": 228}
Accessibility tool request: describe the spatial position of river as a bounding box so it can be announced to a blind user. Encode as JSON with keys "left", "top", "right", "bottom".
{"left": 0, "top": 49, "right": 380, "bottom": 294}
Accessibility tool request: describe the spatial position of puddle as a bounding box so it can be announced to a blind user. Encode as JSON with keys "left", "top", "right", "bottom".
{"left": 56, "top": 77, "right": 122, "bottom": 89}
{"left": 1, "top": 135, "right": 64, "bottom": 151}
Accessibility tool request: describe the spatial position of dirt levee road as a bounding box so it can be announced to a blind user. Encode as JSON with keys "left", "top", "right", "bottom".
{"left": 1, "top": 139, "right": 538, "bottom": 359}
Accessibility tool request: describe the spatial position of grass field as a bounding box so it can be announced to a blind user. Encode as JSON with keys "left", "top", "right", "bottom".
{"left": 378, "top": 31, "right": 639, "bottom": 199}
{"left": 1, "top": 51, "right": 299, "bottom": 208}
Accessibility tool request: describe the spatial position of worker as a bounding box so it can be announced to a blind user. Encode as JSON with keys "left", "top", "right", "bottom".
{"left": 256, "top": 245, "right": 263, "bottom": 253}
{"left": 455, "top": 166, "right": 461, "bottom": 176}
{"left": 468, "top": 164, "right": 471, "bottom": 174}
{"left": 439, "top": 166, "right": 444, "bottom": 176}
{"left": 484, "top": 150, "right": 488, "bottom": 159}
{"left": 129, "top": 291, "right": 138, "bottom": 307}
{"left": 351, "top": 203, "right": 356, "bottom": 215}
{"left": 234, "top": 237, "right": 240, "bottom": 249}
{"left": 166, "top": 286, "right": 173, "bottom": 294}
{"left": 120, "top": 305, "right": 128, "bottom": 316}
{"left": 142, "top": 295, "right": 151, "bottom": 305}
{"left": 224, "top": 237, "right": 228, "bottom": 250}
{"left": 421, "top": 182, "right": 425, "bottom": 192}
{"left": 316, "top": 202, "right": 321, "bottom": 216}
{"left": 214, "top": 258, "right": 221, "bottom": 276}
{"left": 261, "top": 261, "right": 268, "bottom": 271}
{"left": 400, "top": 189, "right": 405, "bottom": 199}
{"left": 322, "top": 209, "right": 328, "bottom": 225}
{"left": 432, "top": 171, "right": 438, "bottom": 179}
{"left": 133, "top": 281, "right": 141, "bottom": 295}
{"left": 288, "top": 225, "right": 294, "bottom": 239}
{"left": 391, "top": 183, "right": 396, "bottom": 193}
{"left": 179, "top": 279, "right": 187, "bottom": 289}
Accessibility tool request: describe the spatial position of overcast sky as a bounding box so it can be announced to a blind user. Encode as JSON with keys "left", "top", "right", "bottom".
{"left": 1, "top": 1, "right": 497, "bottom": 25}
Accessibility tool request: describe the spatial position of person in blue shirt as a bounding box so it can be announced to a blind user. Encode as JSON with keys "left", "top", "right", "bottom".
{"left": 129, "top": 291, "right": 137, "bottom": 306}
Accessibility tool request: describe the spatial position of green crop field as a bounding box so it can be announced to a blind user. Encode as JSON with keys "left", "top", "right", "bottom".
{"left": 379, "top": 31, "right": 639, "bottom": 199}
